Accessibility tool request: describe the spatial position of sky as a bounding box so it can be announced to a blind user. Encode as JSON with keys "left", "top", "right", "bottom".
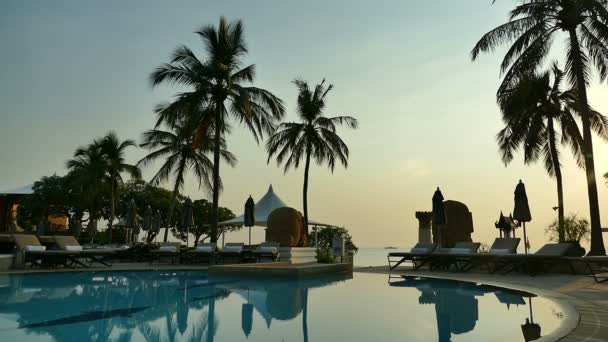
{"left": 1, "top": 0, "right": 608, "bottom": 249}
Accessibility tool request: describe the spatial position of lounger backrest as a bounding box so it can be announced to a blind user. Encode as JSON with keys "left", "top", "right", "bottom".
{"left": 160, "top": 242, "right": 181, "bottom": 249}
{"left": 54, "top": 236, "right": 80, "bottom": 250}
{"left": 534, "top": 243, "right": 573, "bottom": 256}
{"left": 490, "top": 238, "right": 520, "bottom": 254}
{"left": 259, "top": 242, "right": 280, "bottom": 249}
{"left": 411, "top": 242, "right": 437, "bottom": 253}
{"left": 12, "top": 234, "right": 42, "bottom": 248}
{"left": 196, "top": 242, "right": 217, "bottom": 251}
{"left": 452, "top": 242, "right": 481, "bottom": 253}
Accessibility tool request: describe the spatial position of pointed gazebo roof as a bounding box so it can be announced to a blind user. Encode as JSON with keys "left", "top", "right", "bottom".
{"left": 219, "top": 184, "right": 329, "bottom": 227}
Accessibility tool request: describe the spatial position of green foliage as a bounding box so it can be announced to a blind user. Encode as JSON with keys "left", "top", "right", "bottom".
{"left": 171, "top": 198, "right": 239, "bottom": 244}
{"left": 310, "top": 226, "right": 358, "bottom": 263}
{"left": 545, "top": 214, "right": 590, "bottom": 243}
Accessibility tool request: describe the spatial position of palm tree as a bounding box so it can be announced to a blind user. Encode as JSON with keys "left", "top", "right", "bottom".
{"left": 66, "top": 142, "right": 108, "bottom": 228}
{"left": 150, "top": 17, "right": 285, "bottom": 243}
{"left": 138, "top": 116, "right": 236, "bottom": 242}
{"left": 98, "top": 132, "right": 141, "bottom": 241}
{"left": 471, "top": 0, "right": 608, "bottom": 255}
{"left": 266, "top": 79, "right": 358, "bottom": 240}
{"left": 497, "top": 63, "right": 608, "bottom": 242}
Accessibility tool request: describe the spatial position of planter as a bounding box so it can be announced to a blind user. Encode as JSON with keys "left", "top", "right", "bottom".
{"left": 277, "top": 247, "right": 316, "bottom": 264}
{"left": 565, "top": 241, "right": 586, "bottom": 257}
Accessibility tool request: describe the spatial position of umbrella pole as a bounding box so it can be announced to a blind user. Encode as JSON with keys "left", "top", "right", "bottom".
{"left": 523, "top": 222, "right": 528, "bottom": 255}
{"left": 248, "top": 226, "right": 251, "bottom": 246}
{"left": 529, "top": 297, "right": 534, "bottom": 323}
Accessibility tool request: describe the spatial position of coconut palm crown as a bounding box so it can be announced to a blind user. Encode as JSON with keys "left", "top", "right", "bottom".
{"left": 266, "top": 79, "right": 358, "bottom": 240}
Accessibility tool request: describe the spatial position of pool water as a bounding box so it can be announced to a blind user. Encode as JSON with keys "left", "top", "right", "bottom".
{"left": 0, "top": 271, "right": 564, "bottom": 341}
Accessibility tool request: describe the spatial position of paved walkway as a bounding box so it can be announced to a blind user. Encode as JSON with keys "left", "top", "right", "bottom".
{"left": 355, "top": 266, "right": 608, "bottom": 341}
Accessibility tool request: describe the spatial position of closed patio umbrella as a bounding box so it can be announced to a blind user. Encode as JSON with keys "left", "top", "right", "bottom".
{"left": 71, "top": 219, "right": 82, "bottom": 238}
{"left": 244, "top": 196, "right": 255, "bottom": 245}
{"left": 521, "top": 297, "right": 541, "bottom": 341}
{"left": 152, "top": 210, "right": 162, "bottom": 241}
{"left": 142, "top": 206, "right": 153, "bottom": 232}
{"left": 513, "top": 180, "right": 532, "bottom": 254}
{"left": 180, "top": 198, "right": 194, "bottom": 247}
{"left": 87, "top": 219, "right": 97, "bottom": 244}
{"left": 36, "top": 217, "right": 45, "bottom": 236}
{"left": 432, "top": 188, "right": 447, "bottom": 247}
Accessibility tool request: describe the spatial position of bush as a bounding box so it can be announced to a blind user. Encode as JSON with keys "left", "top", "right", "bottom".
{"left": 310, "top": 226, "right": 358, "bottom": 263}
{"left": 545, "top": 214, "right": 590, "bottom": 243}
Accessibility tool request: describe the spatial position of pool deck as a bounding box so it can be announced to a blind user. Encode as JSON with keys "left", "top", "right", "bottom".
{"left": 355, "top": 265, "right": 608, "bottom": 341}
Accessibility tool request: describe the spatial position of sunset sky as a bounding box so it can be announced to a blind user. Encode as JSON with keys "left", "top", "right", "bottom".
{"left": 1, "top": 0, "right": 608, "bottom": 249}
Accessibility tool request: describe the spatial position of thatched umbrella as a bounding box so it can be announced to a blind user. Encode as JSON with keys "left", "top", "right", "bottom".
{"left": 244, "top": 196, "right": 255, "bottom": 245}
{"left": 180, "top": 198, "right": 194, "bottom": 247}
{"left": 513, "top": 180, "right": 532, "bottom": 254}
{"left": 432, "top": 188, "right": 447, "bottom": 247}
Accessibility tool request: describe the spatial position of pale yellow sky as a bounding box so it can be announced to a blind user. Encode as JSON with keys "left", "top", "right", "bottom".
{"left": 1, "top": 1, "right": 607, "bottom": 249}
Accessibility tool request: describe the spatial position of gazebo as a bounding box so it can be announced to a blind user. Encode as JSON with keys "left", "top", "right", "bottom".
{"left": 219, "top": 185, "right": 329, "bottom": 227}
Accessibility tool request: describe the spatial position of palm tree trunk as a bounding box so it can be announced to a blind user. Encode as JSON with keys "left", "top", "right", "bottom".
{"left": 547, "top": 118, "right": 565, "bottom": 242}
{"left": 302, "top": 146, "right": 311, "bottom": 244}
{"left": 109, "top": 179, "right": 115, "bottom": 243}
{"left": 210, "top": 105, "right": 222, "bottom": 243}
{"left": 568, "top": 30, "right": 606, "bottom": 256}
{"left": 163, "top": 179, "right": 182, "bottom": 243}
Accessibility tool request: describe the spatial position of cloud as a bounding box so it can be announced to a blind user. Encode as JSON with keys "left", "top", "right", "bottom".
{"left": 398, "top": 159, "right": 432, "bottom": 178}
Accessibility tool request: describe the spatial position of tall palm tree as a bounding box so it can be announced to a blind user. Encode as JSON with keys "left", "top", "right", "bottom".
{"left": 497, "top": 64, "right": 608, "bottom": 242}
{"left": 138, "top": 116, "right": 236, "bottom": 242}
{"left": 266, "top": 79, "right": 358, "bottom": 239}
{"left": 471, "top": 0, "right": 608, "bottom": 255}
{"left": 98, "top": 132, "right": 141, "bottom": 240}
{"left": 150, "top": 17, "right": 285, "bottom": 243}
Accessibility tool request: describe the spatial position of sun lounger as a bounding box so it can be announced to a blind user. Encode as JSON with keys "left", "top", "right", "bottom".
{"left": 218, "top": 243, "right": 245, "bottom": 264}
{"left": 565, "top": 256, "right": 608, "bottom": 283}
{"left": 387, "top": 243, "right": 437, "bottom": 270}
{"left": 181, "top": 242, "right": 217, "bottom": 264}
{"left": 429, "top": 242, "right": 481, "bottom": 271}
{"left": 53, "top": 236, "right": 118, "bottom": 267}
{"left": 495, "top": 243, "right": 576, "bottom": 275}
{"left": 454, "top": 238, "right": 521, "bottom": 272}
{"left": 12, "top": 234, "right": 82, "bottom": 268}
{"left": 252, "top": 242, "right": 280, "bottom": 262}
{"left": 150, "top": 242, "right": 181, "bottom": 264}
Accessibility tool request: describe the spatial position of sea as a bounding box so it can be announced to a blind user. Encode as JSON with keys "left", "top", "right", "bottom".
{"left": 353, "top": 247, "right": 409, "bottom": 267}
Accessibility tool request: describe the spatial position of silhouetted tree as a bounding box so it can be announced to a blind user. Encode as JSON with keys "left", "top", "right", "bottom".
{"left": 266, "top": 79, "right": 357, "bottom": 239}
{"left": 150, "top": 17, "right": 285, "bottom": 243}
{"left": 471, "top": 0, "right": 608, "bottom": 255}
{"left": 497, "top": 63, "right": 608, "bottom": 242}
{"left": 138, "top": 116, "right": 236, "bottom": 242}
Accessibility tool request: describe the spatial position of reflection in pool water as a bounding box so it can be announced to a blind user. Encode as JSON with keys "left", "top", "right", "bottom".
{"left": 0, "top": 272, "right": 563, "bottom": 341}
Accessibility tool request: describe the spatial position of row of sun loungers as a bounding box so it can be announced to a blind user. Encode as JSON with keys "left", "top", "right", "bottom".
{"left": 11, "top": 234, "right": 280, "bottom": 268}
{"left": 388, "top": 238, "right": 608, "bottom": 283}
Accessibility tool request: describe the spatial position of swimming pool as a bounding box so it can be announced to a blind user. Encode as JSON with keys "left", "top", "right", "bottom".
{"left": 0, "top": 271, "right": 566, "bottom": 341}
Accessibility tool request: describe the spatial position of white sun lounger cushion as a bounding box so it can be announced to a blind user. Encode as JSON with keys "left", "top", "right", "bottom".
{"left": 195, "top": 246, "right": 214, "bottom": 252}
{"left": 410, "top": 247, "right": 431, "bottom": 254}
{"left": 159, "top": 246, "right": 178, "bottom": 252}
{"left": 449, "top": 248, "right": 473, "bottom": 254}
{"left": 65, "top": 246, "right": 83, "bottom": 252}
{"left": 24, "top": 245, "right": 46, "bottom": 252}
{"left": 258, "top": 246, "right": 278, "bottom": 253}
{"left": 223, "top": 245, "right": 242, "bottom": 252}
{"left": 489, "top": 248, "right": 511, "bottom": 255}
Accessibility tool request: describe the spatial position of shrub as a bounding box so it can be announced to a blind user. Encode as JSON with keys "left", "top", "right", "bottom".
{"left": 545, "top": 214, "right": 590, "bottom": 243}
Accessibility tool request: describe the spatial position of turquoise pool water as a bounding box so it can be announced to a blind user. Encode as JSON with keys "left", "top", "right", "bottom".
{"left": 0, "top": 271, "right": 564, "bottom": 341}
